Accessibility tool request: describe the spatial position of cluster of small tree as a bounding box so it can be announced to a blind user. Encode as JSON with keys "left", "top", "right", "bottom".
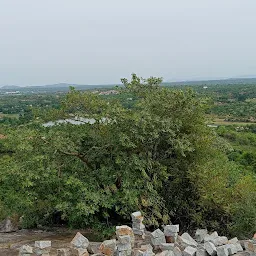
{"left": 0, "top": 75, "right": 256, "bottom": 238}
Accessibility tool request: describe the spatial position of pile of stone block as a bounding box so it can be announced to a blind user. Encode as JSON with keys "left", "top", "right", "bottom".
{"left": 131, "top": 211, "right": 145, "bottom": 238}
{"left": 16, "top": 211, "right": 256, "bottom": 256}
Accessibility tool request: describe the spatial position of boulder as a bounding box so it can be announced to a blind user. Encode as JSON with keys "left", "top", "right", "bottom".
{"left": 70, "top": 248, "right": 89, "bottom": 256}
{"left": 212, "top": 237, "right": 228, "bottom": 246}
{"left": 155, "top": 251, "right": 174, "bottom": 256}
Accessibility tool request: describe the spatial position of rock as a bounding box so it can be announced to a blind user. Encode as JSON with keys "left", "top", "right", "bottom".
{"left": 212, "top": 237, "right": 228, "bottom": 246}
{"left": 150, "top": 229, "right": 166, "bottom": 247}
{"left": 195, "top": 229, "right": 208, "bottom": 243}
{"left": 19, "top": 245, "right": 33, "bottom": 255}
{"left": 173, "top": 247, "right": 182, "bottom": 256}
{"left": 226, "top": 244, "right": 238, "bottom": 255}
{"left": 131, "top": 211, "right": 144, "bottom": 222}
{"left": 71, "top": 232, "right": 90, "bottom": 249}
{"left": 155, "top": 251, "right": 174, "bottom": 256}
{"left": 132, "top": 222, "right": 145, "bottom": 230}
{"left": 243, "top": 240, "right": 256, "bottom": 253}
{"left": 35, "top": 241, "right": 51, "bottom": 249}
{"left": 57, "top": 248, "right": 72, "bottom": 256}
{"left": 0, "top": 217, "right": 18, "bottom": 233}
{"left": 183, "top": 246, "right": 197, "bottom": 256}
{"left": 253, "top": 234, "right": 256, "bottom": 241}
{"left": 117, "top": 242, "right": 132, "bottom": 251}
{"left": 34, "top": 247, "right": 51, "bottom": 256}
{"left": 134, "top": 244, "right": 155, "bottom": 256}
{"left": 179, "top": 233, "right": 198, "bottom": 248}
{"left": 216, "top": 246, "right": 229, "bottom": 256}
{"left": 99, "top": 239, "right": 117, "bottom": 256}
{"left": 141, "top": 244, "right": 154, "bottom": 255}
{"left": 196, "top": 248, "right": 208, "bottom": 256}
{"left": 204, "top": 232, "right": 219, "bottom": 243}
{"left": 133, "top": 228, "right": 145, "bottom": 236}
{"left": 228, "top": 238, "right": 238, "bottom": 244}
{"left": 166, "top": 233, "right": 178, "bottom": 243}
{"left": 160, "top": 243, "right": 175, "bottom": 251}
{"left": 116, "top": 225, "right": 134, "bottom": 236}
{"left": 164, "top": 225, "right": 179, "bottom": 235}
{"left": 118, "top": 235, "right": 131, "bottom": 244}
{"left": 116, "top": 249, "right": 132, "bottom": 256}
{"left": 204, "top": 241, "right": 217, "bottom": 256}
{"left": 235, "top": 243, "right": 243, "bottom": 252}
{"left": 71, "top": 248, "right": 89, "bottom": 256}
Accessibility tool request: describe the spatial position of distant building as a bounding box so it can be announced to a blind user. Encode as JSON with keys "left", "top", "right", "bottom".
{"left": 99, "top": 90, "right": 119, "bottom": 95}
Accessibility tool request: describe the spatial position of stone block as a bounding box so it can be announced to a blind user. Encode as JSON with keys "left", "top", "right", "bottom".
{"left": 195, "top": 229, "right": 208, "bottom": 243}
{"left": 133, "top": 228, "right": 145, "bottom": 236}
{"left": 116, "top": 249, "right": 132, "bottom": 256}
{"left": 117, "top": 242, "right": 132, "bottom": 251}
{"left": 70, "top": 248, "right": 89, "bottom": 256}
{"left": 165, "top": 231, "right": 178, "bottom": 243}
{"left": 212, "top": 237, "right": 228, "bottom": 246}
{"left": 173, "top": 247, "right": 182, "bottom": 256}
{"left": 226, "top": 244, "right": 237, "bottom": 255}
{"left": 71, "top": 232, "right": 90, "bottom": 249}
{"left": 204, "top": 241, "right": 217, "bottom": 256}
{"left": 150, "top": 229, "right": 166, "bottom": 246}
{"left": 118, "top": 235, "right": 131, "bottom": 244}
{"left": 164, "top": 225, "right": 179, "bottom": 235}
{"left": 34, "top": 241, "right": 51, "bottom": 249}
{"left": 196, "top": 248, "right": 208, "bottom": 256}
{"left": 235, "top": 243, "right": 243, "bottom": 252}
{"left": 99, "top": 239, "right": 117, "bottom": 256}
{"left": 183, "top": 246, "right": 197, "bottom": 256}
{"left": 156, "top": 251, "right": 174, "bottom": 256}
{"left": 57, "top": 248, "right": 72, "bottom": 256}
{"left": 34, "top": 247, "right": 51, "bottom": 255}
{"left": 160, "top": 243, "right": 175, "bottom": 251}
{"left": 131, "top": 211, "right": 143, "bottom": 222}
{"left": 179, "top": 233, "right": 198, "bottom": 247}
{"left": 133, "top": 222, "right": 145, "bottom": 230}
{"left": 204, "top": 232, "right": 219, "bottom": 243}
{"left": 216, "top": 246, "right": 229, "bottom": 256}
{"left": 228, "top": 238, "right": 238, "bottom": 244}
{"left": 244, "top": 240, "right": 256, "bottom": 253}
{"left": 116, "top": 225, "right": 134, "bottom": 237}
{"left": 19, "top": 245, "right": 33, "bottom": 254}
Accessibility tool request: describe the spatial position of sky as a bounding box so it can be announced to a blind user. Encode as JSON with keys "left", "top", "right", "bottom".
{"left": 1, "top": 0, "right": 256, "bottom": 86}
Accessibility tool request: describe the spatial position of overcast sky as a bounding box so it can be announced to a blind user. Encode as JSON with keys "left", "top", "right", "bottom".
{"left": 1, "top": 0, "right": 256, "bottom": 86}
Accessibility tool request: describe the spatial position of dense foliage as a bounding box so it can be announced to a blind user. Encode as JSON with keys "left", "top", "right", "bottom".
{"left": 0, "top": 75, "right": 256, "bottom": 238}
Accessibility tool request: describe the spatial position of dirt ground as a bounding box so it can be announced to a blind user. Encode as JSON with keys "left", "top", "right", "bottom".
{"left": 0, "top": 228, "right": 101, "bottom": 256}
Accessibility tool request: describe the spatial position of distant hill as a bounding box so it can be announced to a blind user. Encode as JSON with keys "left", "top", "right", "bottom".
{"left": 166, "top": 77, "right": 256, "bottom": 86}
